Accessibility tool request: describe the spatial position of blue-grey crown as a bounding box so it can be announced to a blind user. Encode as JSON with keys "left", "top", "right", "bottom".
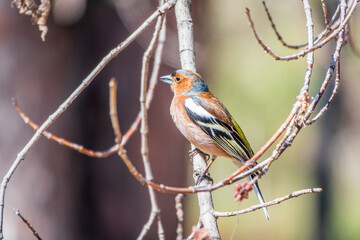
{"left": 173, "top": 69, "right": 209, "bottom": 95}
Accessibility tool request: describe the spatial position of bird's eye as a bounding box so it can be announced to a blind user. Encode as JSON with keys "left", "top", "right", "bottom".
{"left": 175, "top": 77, "right": 180, "bottom": 82}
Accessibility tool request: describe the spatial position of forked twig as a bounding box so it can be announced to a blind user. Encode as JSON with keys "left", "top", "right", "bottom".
{"left": 246, "top": 1, "right": 358, "bottom": 61}
{"left": 306, "top": 60, "right": 341, "bottom": 125}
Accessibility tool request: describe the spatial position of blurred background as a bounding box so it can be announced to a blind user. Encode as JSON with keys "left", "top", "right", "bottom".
{"left": 0, "top": 0, "right": 359, "bottom": 239}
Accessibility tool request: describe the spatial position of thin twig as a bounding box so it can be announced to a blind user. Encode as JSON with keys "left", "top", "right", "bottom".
{"left": 262, "top": 0, "right": 340, "bottom": 52}
{"left": 300, "top": 0, "right": 315, "bottom": 94}
{"left": 212, "top": 188, "right": 322, "bottom": 217}
{"left": 122, "top": 16, "right": 167, "bottom": 146}
{"left": 109, "top": 79, "right": 148, "bottom": 185}
{"left": 262, "top": 1, "right": 307, "bottom": 49}
{"left": 305, "top": 60, "right": 341, "bottom": 125}
{"left": 13, "top": 99, "right": 118, "bottom": 158}
{"left": 137, "top": 11, "right": 166, "bottom": 240}
{"left": 13, "top": 207, "right": 42, "bottom": 240}
{"left": 0, "top": 1, "right": 177, "bottom": 238}
{"left": 321, "top": 0, "right": 330, "bottom": 26}
{"left": 153, "top": 16, "right": 168, "bottom": 240}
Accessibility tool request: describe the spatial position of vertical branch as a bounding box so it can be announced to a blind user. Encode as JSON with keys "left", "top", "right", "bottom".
{"left": 300, "top": 0, "right": 315, "bottom": 95}
{"left": 137, "top": 7, "right": 166, "bottom": 240}
{"left": 174, "top": 0, "right": 220, "bottom": 239}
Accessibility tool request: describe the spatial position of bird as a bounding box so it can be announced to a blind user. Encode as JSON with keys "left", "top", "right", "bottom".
{"left": 160, "top": 69, "right": 270, "bottom": 220}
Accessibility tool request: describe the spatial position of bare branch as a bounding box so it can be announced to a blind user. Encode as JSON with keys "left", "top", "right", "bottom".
{"left": 137, "top": 10, "right": 166, "bottom": 240}
{"left": 13, "top": 100, "right": 118, "bottom": 158}
{"left": 213, "top": 188, "right": 322, "bottom": 218}
{"left": 305, "top": 60, "right": 341, "bottom": 125}
{"left": 109, "top": 79, "right": 148, "bottom": 186}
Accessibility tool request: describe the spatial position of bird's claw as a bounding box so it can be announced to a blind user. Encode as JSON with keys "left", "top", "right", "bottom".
{"left": 193, "top": 169, "right": 213, "bottom": 185}
{"left": 188, "top": 148, "right": 209, "bottom": 164}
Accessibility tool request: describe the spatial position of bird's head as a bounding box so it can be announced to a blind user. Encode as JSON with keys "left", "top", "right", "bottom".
{"left": 160, "top": 69, "right": 209, "bottom": 96}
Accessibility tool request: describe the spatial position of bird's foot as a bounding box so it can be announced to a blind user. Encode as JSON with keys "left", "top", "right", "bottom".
{"left": 193, "top": 169, "right": 213, "bottom": 185}
{"left": 188, "top": 148, "right": 209, "bottom": 165}
{"left": 194, "top": 155, "right": 217, "bottom": 185}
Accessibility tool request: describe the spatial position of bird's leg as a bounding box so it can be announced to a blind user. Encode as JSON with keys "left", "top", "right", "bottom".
{"left": 188, "top": 148, "right": 209, "bottom": 165}
{"left": 195, "top": 156, "right": 217, "bottom": 185}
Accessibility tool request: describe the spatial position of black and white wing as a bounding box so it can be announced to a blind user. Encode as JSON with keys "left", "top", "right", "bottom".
{"left": 184, "top": 96, "right": 251, "bottom": 162}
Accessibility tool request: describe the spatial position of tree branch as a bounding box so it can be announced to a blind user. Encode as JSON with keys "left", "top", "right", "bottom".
{"left": 213, "top": 188, "right": 322, "bottom": 218}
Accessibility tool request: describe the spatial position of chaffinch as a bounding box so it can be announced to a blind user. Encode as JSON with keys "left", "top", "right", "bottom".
{"left": 161, "top": 69, "right": 270, "bottom": 220}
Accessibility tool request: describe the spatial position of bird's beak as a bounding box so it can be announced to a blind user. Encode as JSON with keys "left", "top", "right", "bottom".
{"left": 160, "top": 74, "right": 173, "bottom": 84}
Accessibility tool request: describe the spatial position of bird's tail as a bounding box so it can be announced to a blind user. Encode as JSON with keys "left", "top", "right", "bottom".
{"left": 251, "top": 175, "right": 270, "bottom": 220}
